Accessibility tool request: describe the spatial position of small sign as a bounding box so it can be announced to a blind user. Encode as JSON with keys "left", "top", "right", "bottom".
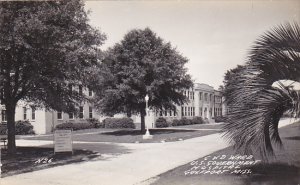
{"left": 54, "top": 130, "right": 73, "bottom": 154}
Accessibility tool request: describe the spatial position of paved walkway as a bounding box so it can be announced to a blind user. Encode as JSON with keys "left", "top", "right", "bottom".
{"left": 1, "top": 119, "right": 296, "bottom": 185}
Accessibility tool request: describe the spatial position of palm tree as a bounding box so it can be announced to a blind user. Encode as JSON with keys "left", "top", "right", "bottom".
{"left": 222, "top": 23, "right": 300, "bottom": 160}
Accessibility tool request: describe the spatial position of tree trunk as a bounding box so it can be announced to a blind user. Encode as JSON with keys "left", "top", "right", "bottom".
{"left": 140, "top": 108, "right": 146, "bottom": 133}
{"left": 6, "top": 103, "right": 16, "bottom": 154}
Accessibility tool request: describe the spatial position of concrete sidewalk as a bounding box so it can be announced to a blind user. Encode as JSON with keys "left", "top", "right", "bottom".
{"left": 1, "top": 119, "right": 296, "bottom": 185}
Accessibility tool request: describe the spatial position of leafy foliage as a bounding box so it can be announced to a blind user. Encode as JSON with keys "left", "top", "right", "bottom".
{"left": 102, "top": 118, "right": 135, "bottom": 129}
{"left": 0, "top": 121, "right": 35, "bottom": 135}
{"left": 222, "top": 23, "right": 300, "bottom": 160}
{"left": 155, "top": 117, "right": 169, "bottom": 128}
{"left": 0, "top": 0, "right": 106, "bottom": 153}
{"left": 56, "top": 121, "right": 95, "bottom": 131}
{"left": 92, "top": 28, "right": 193, "bottom": 130}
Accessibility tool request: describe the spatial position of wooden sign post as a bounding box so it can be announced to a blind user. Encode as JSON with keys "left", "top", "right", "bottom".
{"left": 54, "top": 130, "right": 73, "bottom": 154}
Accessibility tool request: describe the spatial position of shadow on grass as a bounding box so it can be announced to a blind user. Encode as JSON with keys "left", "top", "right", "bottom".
{"left": 1, "top": 147, "right": 101, "bottom": 177}
{"left": 237, "top": 163, "right": 300, "bottom": 185}
{"left": 102, "top": 129, "right": 196, "bottom": 136}
{"left": 283, "top": 136, "right": 300, "bottom": 140}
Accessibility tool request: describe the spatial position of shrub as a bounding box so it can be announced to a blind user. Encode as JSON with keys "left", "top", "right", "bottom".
{"left": 181, "top": 117, "right": 191, "bottom": 125}
{"left": 191, "top": 117, "right": 204, "bottom": 124}
{"left": 87, "top": 118, "right": 101, "bottom": 128}
{"left": 56, "top": 121, "right": 94, "bottom": 131}
{"left": 214, "top": 116, "right": 227, "bottom": 123}
{"left": 171, "top": 117, "right": 204, "bottom": 126}
{"left": 15, "top": 120, "right": 35, "bottom": 135}
{"left": 0, "top": 123, "right": 7, "bottom": 134}
{"left": 155, "top": 117, "right": 169, "bottom": 128}
{"left": 0, "top": 121, "right": 35, "bottom": 135}
{"left": 171, "top": 119, "right": 180, "bottom": 126}
{"left": 102, "top": 118, "right": 135, "bottom": 129}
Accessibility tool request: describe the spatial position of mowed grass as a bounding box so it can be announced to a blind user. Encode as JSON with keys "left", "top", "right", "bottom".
{"left": 24, "top": 123, "right": 223, "bottom": 143}
{"left": 1, "top": 142, "right": 130, "bottom": 177}
{"left": 150, "top": 121, "right": 300, "bottom": 185}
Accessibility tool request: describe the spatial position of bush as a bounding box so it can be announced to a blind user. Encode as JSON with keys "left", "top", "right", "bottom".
{"left": 0, "top": 123, "right": 7, "bottom": 134}
{"left": 171, "top": 119, "right": 180, "bottom": 126}
{"left": 171, "top": 117, "right": 204, "bottom": 127}
{"left": 191, "top": 117, "right": 204, "bottom": 124}
{"left": 0, "top": 121, "right": 35, "bottom": 135}
{"left": 155, "top": 117, "right": 169, "bottom": 128}
{"left": 214, "top": 116, "right": 227, "bottom": 123}
{"left": 15, "top": 120, "right": 35, "bottom": 135}
{"left": 87, "top": 118, "right": 101, "bottom": 128}
{"left": 102, "top": 118, "right": 135, "bottom": 129}
{"left": 180, "top": 117, "right": 191, "bottom": 125}
{"left": 56, "top": 121, "right": 94, "bottom": 131}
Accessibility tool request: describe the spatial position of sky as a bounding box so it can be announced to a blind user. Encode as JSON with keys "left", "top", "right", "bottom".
{"left": 84, "top": 0, "right": 300, "bottom": 89}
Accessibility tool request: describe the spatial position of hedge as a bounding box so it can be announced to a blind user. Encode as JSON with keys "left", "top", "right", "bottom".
{"left": 171, "top": 117, "right": 204, "bottom": 127}
{"left": 155, "top": 117, "right": 169, "bottom": 128}
{"left": 214, "top": 116, "right": 227, "bottom": 123}
{"left": 102, "top": 117, "right": 135, "bottom": 129}
{"left": 56, "top": 121, "right": 94, "bottom": 131}
{"left": 0, "top": 120, "right": 35, "bottom": 135}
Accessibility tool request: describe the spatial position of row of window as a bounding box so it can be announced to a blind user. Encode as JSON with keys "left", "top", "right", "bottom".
{"left": 57, "top": 106, "right": 93, "bottom": 120}
{"left": 183, "top": 90, "right": 195, "bottom": 100}
{"left": 214, "top": 108, "right": 222, "bottom": 117}
{"left": 199, "top": 92, "right": 214, "bottom": 102}
{"left": 181, "top": 106, "right": 195, "bottom": 117}
{"left": 156, "top": 110, "right": 177, "bottom": 117}
{"left": 69, "top": 85, "right": 93, "bottom": 97}
{"left": 1, "top": 106, "right": 94, "bottom": 122}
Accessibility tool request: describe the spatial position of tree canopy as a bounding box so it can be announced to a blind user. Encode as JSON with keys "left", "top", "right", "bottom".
{"left": 222, "top": 23, "right": 300, "bottom": 160}
{"left": 0, "top": 0, "right": 106, "bottom": 153}
{"left": 92, "top": 28, "right": 193, "bottom": 131}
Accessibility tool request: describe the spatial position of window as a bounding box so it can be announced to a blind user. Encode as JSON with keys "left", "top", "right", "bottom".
{"left": 199, "top": 107, "right": 202, "bottom": 117}
{"left": 192, "top": 92, "right": 194, "bottom": 100}
{"left": 79, "top": 106, "right": 84, "bottom": 119}
{"left": 210, "top": 94, "right": 213, "bottom": 102}
{"left": 1, "top": 110, "right": 7, "bottom": 122}
{"left": 57, "top": 111, "right": 62, "bottom": 120}
{"left": 69, "top": 112, "right": 74, "bottom": 120}
{"left": 184, "top": 107, "right": 187, "bottom": 116}
{"left": 204, "top": 93, "right": 208, "bottom": 101}
{"left": 23, "top": 107, "right": 27, "bottom": 120}
{"left": 89, "top": 107, "right": 93, "bottom": 119}
{"left": 188, "top": 107, "right": 190, "bottom": 116}
{"left": 169, "top": 110, "right": 172, "bottom": 117}
{"left": 192, "top": 107, "right": 195, "bottom": 116}
{"left": 32, "top": 107, "right": 36, "bottom": 120}
{"left": 181, "top": 107, "right": 184, "bottom": 116}
{"left": 89, "top": 89, "right": 93, "bottom": 96}
{"left": 199, "top": 92, "right": 202, "bottom": 100}
{"left": 165, "top": 110, "right": 167, "bottom": 117}
{"left": 159, "top": 110, "right": 163, "bottom": 116}
{"left": 187, "top": 91, "right": 190, "bottom": 99}
{"left": 79, "top": 85, "right": 83, "bottom": 96}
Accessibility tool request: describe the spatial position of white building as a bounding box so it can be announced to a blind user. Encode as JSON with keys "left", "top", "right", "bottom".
{"left": 0, "top": 83, "right": 225, "bottom": 134}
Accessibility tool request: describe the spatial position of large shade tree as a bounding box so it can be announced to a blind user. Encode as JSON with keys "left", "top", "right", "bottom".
{"left": 222, "top": 23, "right": 300, "bottom": 160}
{"left": 92, "top": 28, "right": 193, "bottom": 132}
{"left": 0, "top": 0, "right": 106, "bottom": 154}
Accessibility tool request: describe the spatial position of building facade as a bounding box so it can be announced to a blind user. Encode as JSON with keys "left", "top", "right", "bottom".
{"left": 0, "top": 83, "right": 225, "bottom": 134}
{"left": 154, "top": 83, "right": 223, "bottom": 122}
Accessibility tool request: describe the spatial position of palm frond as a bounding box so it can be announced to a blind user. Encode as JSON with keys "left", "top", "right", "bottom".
{"left": 222, "top": 23, "right": 300, "bottom": 160}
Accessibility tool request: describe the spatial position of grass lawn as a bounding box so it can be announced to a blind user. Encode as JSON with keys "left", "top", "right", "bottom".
{"left": 24, "top": 127, "right": 221, "bottom": 143}
{"left": 2, "top": 124, "right": 221, "bottom": 177}
{"left": 1, "top": 142, "right": 130, "bottom": 177}
{"left": 150, "top": 121, "right": 300, "bottom": 185}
